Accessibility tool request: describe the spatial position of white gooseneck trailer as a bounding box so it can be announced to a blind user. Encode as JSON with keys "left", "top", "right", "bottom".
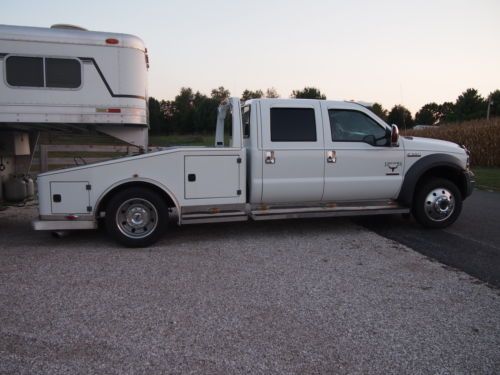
{"left": 0, "top": 24, "right": 149, "bottom": 199}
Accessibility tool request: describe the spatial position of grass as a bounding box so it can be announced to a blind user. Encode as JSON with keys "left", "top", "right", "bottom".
{"left": 473, "top": 167, "right": 500, "bottom": 191}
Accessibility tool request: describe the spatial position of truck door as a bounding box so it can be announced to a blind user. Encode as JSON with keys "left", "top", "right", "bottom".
{"left": 320, "top": 102, "right": 404, "bottom": 202}
{"left": 260, "top": 100, "right": 324, "bottom": 203}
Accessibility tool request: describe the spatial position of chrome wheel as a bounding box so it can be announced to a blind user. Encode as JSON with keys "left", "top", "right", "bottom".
{"left": 116, "top": 198, "right": 158, "bottom": 239}
{"left": 424, "top": 188, "right": 455, "bottom": 222}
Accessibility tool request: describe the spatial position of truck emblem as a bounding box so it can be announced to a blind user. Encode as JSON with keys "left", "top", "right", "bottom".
{"left": 385, "top": 161, "right": 402, "bottom": 175}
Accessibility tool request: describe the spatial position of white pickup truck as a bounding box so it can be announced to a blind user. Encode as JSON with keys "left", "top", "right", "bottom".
{"left": 33, "top": 98, "right": 474, "bottom": 247}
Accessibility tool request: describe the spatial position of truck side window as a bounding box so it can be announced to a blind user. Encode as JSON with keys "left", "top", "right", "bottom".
{"left": 329, "top": 110, "right": 387, "bottom": 145}
{"left": 6, "top": 56, "right": 81, "bottom": 89}
{"left": 6, "top": 56, "right": 44, "bottom": 87}
{"left": 242, "top": 106, "right": 251, "bottom": 138}
{"left": 271, "top": 108, "right": 316, "bottom": 142}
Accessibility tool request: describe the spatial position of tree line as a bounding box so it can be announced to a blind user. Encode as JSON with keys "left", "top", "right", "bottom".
{"left": 148, "top": 86, "right": 500, "bottom": 134}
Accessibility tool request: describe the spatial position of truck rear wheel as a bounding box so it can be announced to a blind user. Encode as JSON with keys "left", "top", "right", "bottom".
{"left": 105, "top": 187, "right": 168, "bottom": 247}
{"left": 413, "top": 178, "right": 462, "bottom": 229}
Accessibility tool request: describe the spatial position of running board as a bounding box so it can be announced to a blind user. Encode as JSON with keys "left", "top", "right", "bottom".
{"left": 180, "top": 202, "right": 410, "bottom": 224}
{"left": 250, "top": 205, "right": 409, "bottom": 221}
{"left": 181, "top": 211, "right": 248, "bottom": 225}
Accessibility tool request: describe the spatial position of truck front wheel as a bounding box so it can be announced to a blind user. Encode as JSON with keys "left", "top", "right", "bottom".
{"left": 105, "top": 187, "right": 168, "bottom": 247}
{"left": 413, "top": 178, "right": 462, "bottom": 229}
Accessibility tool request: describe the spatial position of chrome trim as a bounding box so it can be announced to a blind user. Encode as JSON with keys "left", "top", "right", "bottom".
{"left": 265, "top": 151, "right": 275, "bottom": 164}
{"left": 115, "top": 197, "right": 158, "bottom": 239}
{"left": 327, "top": 150, "right": 336, "bottom": 163}
{"left": 424, "top": 187, "right": 455, "bottom": 222}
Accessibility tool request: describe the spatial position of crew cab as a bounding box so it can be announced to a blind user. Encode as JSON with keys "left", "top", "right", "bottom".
{"left": 33, "top": 98, "right": 474, "bottom": 247}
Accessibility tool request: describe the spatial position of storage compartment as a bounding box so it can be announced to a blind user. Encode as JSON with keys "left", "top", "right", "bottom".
{"left": 184, "top": 155, "right": 241, "bottom": 199}
{"left": 50, "top": 181, "right": 90, "bottom": 214}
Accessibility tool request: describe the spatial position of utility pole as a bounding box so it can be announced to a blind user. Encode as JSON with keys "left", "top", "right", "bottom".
{"left": 486, "top": 95, "right": 493, "bottom": 121}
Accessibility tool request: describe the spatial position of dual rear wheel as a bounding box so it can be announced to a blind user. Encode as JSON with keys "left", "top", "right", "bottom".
{"left": 105, "top": 187, "right": 168, "bottom": 247}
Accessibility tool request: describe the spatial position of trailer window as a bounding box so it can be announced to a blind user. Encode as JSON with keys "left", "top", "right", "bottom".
{"left": 270, "top": 108, "right": 316, "bottom": 142}
{"left": 5, "top": 56, "right": 81, "bottom": 89}
{"left": 46, "top": 58, "right": 81, "bottom": 88}
{"left": 6, "top": 56, "right": 44, "bottom": 87}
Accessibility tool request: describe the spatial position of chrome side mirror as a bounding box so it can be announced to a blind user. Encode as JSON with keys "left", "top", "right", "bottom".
{"left": 391, "top": 124, "right": 400, "bottom": 147}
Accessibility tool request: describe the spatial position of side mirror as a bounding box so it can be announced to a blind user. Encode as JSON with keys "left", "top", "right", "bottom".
{"left": 391, "top": 124, "right": 399, "bottom": 147}
{"left": 362, "top": 134, "right": 376, "bottom": 146}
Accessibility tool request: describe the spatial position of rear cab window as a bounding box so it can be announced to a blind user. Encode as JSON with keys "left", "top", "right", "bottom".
{"left": 270, "top": 108, "right": 317, "bottom": 142}
{"left": 260, "top": 100, "right": 324, "bottom": 150}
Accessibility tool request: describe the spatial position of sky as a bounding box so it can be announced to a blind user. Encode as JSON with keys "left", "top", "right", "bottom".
{"left": 2, "top": 0, "right": 499, "bottom": 114}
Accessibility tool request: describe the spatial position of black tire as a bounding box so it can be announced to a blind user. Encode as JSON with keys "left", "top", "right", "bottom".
{"left": 105, "top": 187, "right": 168, "bottom": 247}
{"left": 413, "top": 178, "right": 462, "bottom": 229}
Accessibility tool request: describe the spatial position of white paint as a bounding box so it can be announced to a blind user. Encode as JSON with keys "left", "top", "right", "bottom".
{"left": 34, "top": 98, "right": 469, "bottom": 227}
{"left": 320, "top": 101, "right": 404, "bottom": 201}
{"left": 0, "top": 24, "right": 148, "bottom": 148}
{"left": 50, "top": 181, "right": 90, "bottom": 214}
{"left": 185, "top": 155, "right": 241, "bottom": 199}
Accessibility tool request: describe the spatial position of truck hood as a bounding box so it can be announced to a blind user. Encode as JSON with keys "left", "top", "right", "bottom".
{"left": 402, "top": 136, "right": 464, "bottom": 154}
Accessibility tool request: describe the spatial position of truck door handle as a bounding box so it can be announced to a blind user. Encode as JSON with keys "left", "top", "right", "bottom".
{"left": 327, "top": 150, "right": 336, "bottom": 163}
{"left": 265, "top": 151, "right": 275, "bottom": 164}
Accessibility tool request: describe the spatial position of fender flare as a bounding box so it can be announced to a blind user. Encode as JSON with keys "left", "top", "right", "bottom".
{"left": 94, "top": 177, "right": 181, "bottom": 223}
{"left": 398, "top": 153, "right": 464, "bottom": 206}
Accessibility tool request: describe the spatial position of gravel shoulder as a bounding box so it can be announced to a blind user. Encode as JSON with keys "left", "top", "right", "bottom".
{"left": 1, "top": 206, "right": 499, "bottom": 374}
